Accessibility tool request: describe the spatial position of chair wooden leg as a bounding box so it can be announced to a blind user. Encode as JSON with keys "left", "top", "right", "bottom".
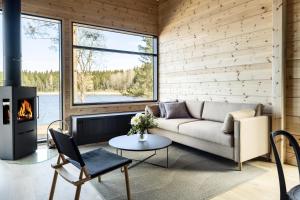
{"left": 237, "top": 162, "right": 243, "bottom": 171}
{"left": 49, "top": 171, "right": 58, "bottom": 200}
{"left": 74, "top": 185, "right": 82, "bottom": 200}
{"left": 124, "top": 166, "right": 131, "bottom": 200}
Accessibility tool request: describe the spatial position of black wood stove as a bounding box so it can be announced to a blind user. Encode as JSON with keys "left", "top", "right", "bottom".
{"left": 0, "top": 0, "right": 37, "bottom": 160}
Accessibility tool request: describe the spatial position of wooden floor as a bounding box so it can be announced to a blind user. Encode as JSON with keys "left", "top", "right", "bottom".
{"left": 0, "top": 155, "right": 297, "bottom": 200}
{"left": 0, "top": 158, "right": 105, "bottom": 200}
{"left": 213, "top": 161, "right": 298, "bottom": 200}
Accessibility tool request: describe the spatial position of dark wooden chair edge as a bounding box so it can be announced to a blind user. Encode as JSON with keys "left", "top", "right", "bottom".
{"left": 49, "top": 153, "right": 131, "bottom": 200}
{"left": 48, "top": 127, "right": 132, "bottom": 200}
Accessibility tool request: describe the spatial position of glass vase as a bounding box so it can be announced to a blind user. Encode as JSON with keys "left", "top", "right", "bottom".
{"left": 138, "top": 130, "right": 148, "bottom": 142}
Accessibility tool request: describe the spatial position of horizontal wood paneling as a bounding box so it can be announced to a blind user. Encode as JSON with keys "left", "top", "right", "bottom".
{"left": 287, "top": 79, "right": 300, "bottom": 97}
{"left": 287, "top": 60, "right": 300, "bottom": 79}
{"left": 286, "top": 116, "right": 300, "bottom": 135}
{"left": 286, "top": 98, "right": 300, "bottom": 116}
{"left": 286, "top": 1, "right": 300, "bottom": 165}
{"left": 158, "top": 0, "right": 273, "bottom": 109}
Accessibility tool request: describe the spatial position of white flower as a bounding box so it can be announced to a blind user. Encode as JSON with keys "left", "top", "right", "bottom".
{"left": 136, "top": 113, "right": 145, "bottom": 119}
{"left": 130, "top": 113, "right": 144, "bottom": 126}
{"left": 130, "top": 116, "right": 140, "bottom": 125}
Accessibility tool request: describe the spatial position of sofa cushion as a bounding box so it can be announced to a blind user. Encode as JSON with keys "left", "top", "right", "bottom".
{"left": 178, "top": 120, "right": 233, "bottom": 146}
{"left": 154, "top": 118, "right": 198, "bottom": 133}
{"left": 185, "top": 100, "right": 204, "bottom": 119}
{"left": 202, "top": 101, "right": 259, "bottom": 122}
{"left": 164, "top": 102, "right": 191, "bottom": 119}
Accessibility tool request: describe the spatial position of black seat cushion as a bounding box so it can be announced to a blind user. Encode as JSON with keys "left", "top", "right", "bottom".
{"left": 68, "top": 148, "right": 132, "bottom": 178}
{"left": 289, "top": 185, "right": 300, "bottom": 200}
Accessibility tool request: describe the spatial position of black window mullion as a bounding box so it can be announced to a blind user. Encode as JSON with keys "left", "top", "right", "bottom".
{"left": 153, "top": 55, "right": 158, "bottom": 101}
{"left": 73, "top": 45, "right": 157, "bottom": 57}
{"left": 153, "top": 37, "right": 158, "bottom": 55}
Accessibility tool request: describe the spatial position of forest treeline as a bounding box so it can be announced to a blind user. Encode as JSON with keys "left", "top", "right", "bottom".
{"left": 0, "top": 71, "right": 60, "bottom": 92}
{"left": 0, "top": 63, "right": 153, "bottom": 97}
{"left": 80, "top": 63, "right": 153, "bottom": 97}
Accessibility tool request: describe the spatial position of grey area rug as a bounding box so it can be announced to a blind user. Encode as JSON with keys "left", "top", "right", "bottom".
{"left": 90, "top": 144, "right": 266, "bottom": 200}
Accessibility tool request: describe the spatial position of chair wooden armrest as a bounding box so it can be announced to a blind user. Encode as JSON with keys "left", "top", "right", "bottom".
{"left": 48, "top": 128, "right": 132, "bottom": 200}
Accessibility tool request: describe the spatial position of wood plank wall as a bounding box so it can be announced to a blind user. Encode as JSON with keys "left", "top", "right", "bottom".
{"left": 272, "top": 0, "right": 287, "bottom": 164}
{"left": 286, "top": 0, "right": 300, "bottom": 165}
{"left": 158, "top": 0, "right": 273, "bottom": 111}
{"left": 0, "top": 0, "right": 159, "bottom": 122}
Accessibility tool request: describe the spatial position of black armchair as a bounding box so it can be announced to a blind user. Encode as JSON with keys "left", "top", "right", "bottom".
{"left": 270, "top": 130, "right": 300, "bottom": 200}
{"left": 49, "top": 128, "right": 132, "bottom": 200}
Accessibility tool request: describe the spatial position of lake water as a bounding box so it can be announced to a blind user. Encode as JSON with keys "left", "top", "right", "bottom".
{"left": 38, "top": 94, "right": 145, "bottom": 125}
{"left": 38, "top": 95, "right": 60, "bottom": 126}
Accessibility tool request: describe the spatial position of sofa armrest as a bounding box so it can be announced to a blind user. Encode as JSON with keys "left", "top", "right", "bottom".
{"left": 234, "top": 116, "right": 270, "bottom": 163}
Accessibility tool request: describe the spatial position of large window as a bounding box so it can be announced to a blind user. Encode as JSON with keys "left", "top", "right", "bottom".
{"left": 0, "top": 13, "right": 61, "bottom": 140}
{"left": 72, "top": 23, "right": 157, "bottom": 105}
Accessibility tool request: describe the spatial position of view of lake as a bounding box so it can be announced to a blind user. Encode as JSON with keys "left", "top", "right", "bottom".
{"left": 38, "top": 94, "right": 145, "bottom": 125}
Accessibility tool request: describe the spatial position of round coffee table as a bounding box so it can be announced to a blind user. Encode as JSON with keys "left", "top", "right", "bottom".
{"left": 109, "top": 134, "right": 172, "bottom": 169}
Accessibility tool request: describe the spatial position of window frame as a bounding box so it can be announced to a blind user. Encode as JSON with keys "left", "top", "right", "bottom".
{"left": 0, "top": 11, "right": 63, "bottom": 142}
{"left": 71, "top": 22, "right": 158, "bottom": 106}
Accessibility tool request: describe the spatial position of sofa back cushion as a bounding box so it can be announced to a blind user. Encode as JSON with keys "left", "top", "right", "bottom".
{"left": 202, "top": 101, "right": 260, "bottom": 122}
{"left": 185, "top": 100, "right": 204, "bottom": 119}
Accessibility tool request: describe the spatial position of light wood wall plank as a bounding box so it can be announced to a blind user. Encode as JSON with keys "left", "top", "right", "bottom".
{"left": 158, "top": 0, "right": 272, "bottom": 110}
{"left": 286, "top": 0, "right": 300, "bottom": 165}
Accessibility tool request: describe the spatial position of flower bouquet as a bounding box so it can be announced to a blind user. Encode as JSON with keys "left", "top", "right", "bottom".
{"left": 128, "top": 113, "right": 157, "bottom": 141}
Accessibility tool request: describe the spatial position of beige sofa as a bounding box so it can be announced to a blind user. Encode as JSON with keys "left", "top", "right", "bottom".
{"left": 147, "top": 101, "right": 270, "bottom": 170}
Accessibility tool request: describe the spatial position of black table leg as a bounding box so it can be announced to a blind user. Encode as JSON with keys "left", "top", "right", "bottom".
{"left": 116, "top": 147, "right": 170, "bottom": 170}
{"left": 128, "top": 151, "right": 157, "bottom": 169}
{"left": 167, "top": 147, "right": 169, "bottom": 168}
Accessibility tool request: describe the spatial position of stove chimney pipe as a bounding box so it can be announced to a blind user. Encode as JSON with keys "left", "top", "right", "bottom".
{"left": 3, "top": 0, "right": 21, "bottom": 86}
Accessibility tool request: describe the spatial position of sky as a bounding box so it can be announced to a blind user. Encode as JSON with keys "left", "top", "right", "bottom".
{"left": 0, "top": 15, "right": 60, "bottom": 72}
{"left": 0, "top": 14, "right": 151, "bottom": 72}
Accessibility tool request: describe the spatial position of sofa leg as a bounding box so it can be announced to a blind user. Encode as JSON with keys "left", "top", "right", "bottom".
{"left": 237, "top": 162, "right": 243, "bottom": 171}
